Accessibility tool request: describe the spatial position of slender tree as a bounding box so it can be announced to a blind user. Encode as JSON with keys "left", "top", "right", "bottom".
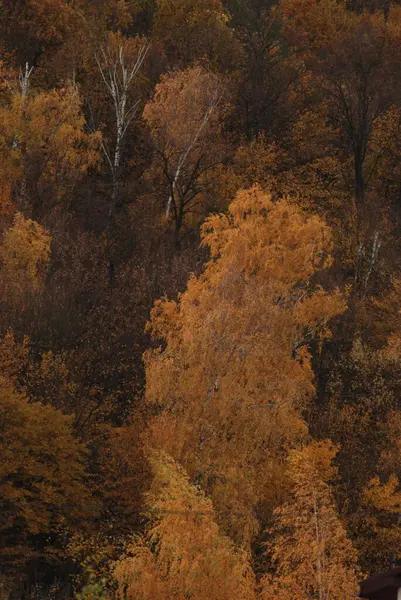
{"left": 261, "top": 442, "right": 360, "bottom": 600}
{"left": 95, "top": 32, "right": 149, "bottom": 220}
{"left": 143, "top": 66, "right": 226, "bottom": 248}
{"left": 113, "top": 451, "right": 256, "bottom": 600}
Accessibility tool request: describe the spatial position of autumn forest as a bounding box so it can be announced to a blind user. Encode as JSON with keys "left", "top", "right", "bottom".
{"left": 2, "top": 0, "right": 401, "bottom": 598}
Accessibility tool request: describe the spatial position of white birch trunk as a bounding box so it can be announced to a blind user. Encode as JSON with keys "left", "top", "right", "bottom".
{"left": 95, "top": 41, "right": 149, "bottom": 219}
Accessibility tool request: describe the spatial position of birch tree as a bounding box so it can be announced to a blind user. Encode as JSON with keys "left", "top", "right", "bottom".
{"left": 143, "top": 66, "right": 226, "bottom": 248}
{"left": 95, "top": 33, "right": 149, "bottom": 219}
{"left": 144, "top": 187, "right": 345, "bottom": 545}
{"left": 18, "top": 62, "right": 34, "bottom": 100}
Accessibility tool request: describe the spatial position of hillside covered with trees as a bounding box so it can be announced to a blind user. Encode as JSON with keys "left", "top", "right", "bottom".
{"left": 2, "top": 0, "right": 401, "bottom": 598}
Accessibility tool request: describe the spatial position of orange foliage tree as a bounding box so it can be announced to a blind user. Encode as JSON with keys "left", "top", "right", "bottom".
{"left": 113, "top": 450, "right": 256, "bottom": 600}
{"left": 144, "top": 186, "right": 345, "bottom": 545}
{"left": 280, "top": 0, "right": 401, "bottom": 290}
{"left": 0, "top": 83, "right": 100, "bottom": 219}
{"left": 261, "top": 441, "right": 360, "bottom": 600}
{"left": 143, "top": 66, "right": 228, "bottom": 247}
{"left": 356, "top": 474, "right": 401, "bottom": 574}
{"left": 0, "top": 376, "right": 95, "bottom": 596}
{"left": 152, "top": 0, "right": 239, "bottom": 70}
{"left": 0, "top": 212, "right": 51, "bottom": 310}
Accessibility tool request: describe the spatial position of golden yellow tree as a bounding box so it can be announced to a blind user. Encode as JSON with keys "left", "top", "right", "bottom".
{"left": 261, "top": 441, "right": 360, "bottom": 600}
{"left": 144, "top": 186, "right": 345, "bottom": 545}
{"left": 113, "top": 450, "right": 256, "bottom": 600}
{"left": 0, "top": 212, "right": 51, "bottom": 308}
{"left": 0, "top": 84, "right": 100, "bottom": 218}
{"left": 355, "top": 474, "right": 401, "bottom": 574}
{"left": 0, "top": 376, "right": 94, "bottom": 596}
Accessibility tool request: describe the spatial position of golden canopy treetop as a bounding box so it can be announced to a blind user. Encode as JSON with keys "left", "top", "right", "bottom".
{"left": 143, "top": 66, "right": 224, "bottom": 160}
{"left": 0, "top": 85, "right": 101, "bottom": 213}
{"left": 144, "top": 186, "right": 345, "bottom": 545}
{"left": 143, "top": 65, "right": 228, "bottom": 243}
{"left": 152, "top": 0, "right": 239, "bottom": 69}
